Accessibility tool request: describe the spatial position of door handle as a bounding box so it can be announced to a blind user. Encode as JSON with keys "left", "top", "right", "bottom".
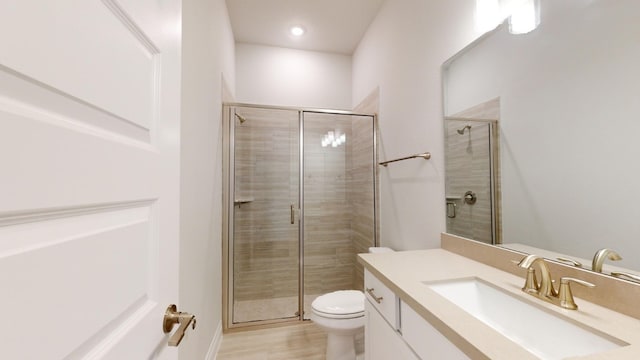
{"left": 163, "top": 304, "right": 196, "bottom": 347}
{"left": 291, "top": 204, "right": 295, "bottom": 224}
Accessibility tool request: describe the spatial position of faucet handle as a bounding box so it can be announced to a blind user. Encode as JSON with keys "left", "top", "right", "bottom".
{"left": 556, "top": 257, "right": 583, "bottom": 268}
{"left": 611, "top": 271, "right": 640, "bottom": 283}
{"left": 558, "top": 277, "right": 595, "bottom": 310}
{"left": 513, "top": 256, "right": 541, "bottom": 294}
{"left": 522, "top": 267, "right": 539, "bottom": 294}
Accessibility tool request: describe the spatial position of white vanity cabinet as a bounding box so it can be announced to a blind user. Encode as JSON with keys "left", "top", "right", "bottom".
{"left": 365, "top": 299, "right": 419, "bottom": 360}
{"left": 364, "top": 269, "right": 419, "bottom": 360}
{"left": 364, "top": 269, "right": 470, "bottom": 360}
{"left": 401, "top": 301, "right": 470, "bottom": 359}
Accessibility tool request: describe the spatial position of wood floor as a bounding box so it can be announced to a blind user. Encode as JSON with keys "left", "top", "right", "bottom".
{"left": 216, "top": 321, "right": 364, "bottom": 360}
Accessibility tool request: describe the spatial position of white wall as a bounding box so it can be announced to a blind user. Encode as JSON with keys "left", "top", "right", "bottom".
{"left": 180, "top": 0, "right": 235, "bottom": 358}
{"left": 352, "top": 0, "right": 480, "bottom": 250}
{"left": 235, "top": 43, "right": 352, "bottom": 109}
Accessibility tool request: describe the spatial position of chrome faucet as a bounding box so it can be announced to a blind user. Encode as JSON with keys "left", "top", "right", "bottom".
{"left": 516, "top": 255, "right": 595, "bottom": 310}
{"left": 592, "top": 248, "right": 622, "bottom": 273}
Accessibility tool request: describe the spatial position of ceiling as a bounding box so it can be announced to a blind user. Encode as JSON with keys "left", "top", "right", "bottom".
{"left": 226, "top": 0, "right": 386, "bottom": 55}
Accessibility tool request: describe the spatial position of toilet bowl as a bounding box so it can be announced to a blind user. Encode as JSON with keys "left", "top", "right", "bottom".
{"left": 311, "top": 246, "right": 394, "bottom": 360}
{"left": 311, "top": 290, "right": 365, "bottom": 360}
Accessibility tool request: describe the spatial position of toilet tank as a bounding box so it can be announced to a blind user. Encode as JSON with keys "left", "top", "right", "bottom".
{"left": 368, "top": 247, "right": 394, "bottom": 253}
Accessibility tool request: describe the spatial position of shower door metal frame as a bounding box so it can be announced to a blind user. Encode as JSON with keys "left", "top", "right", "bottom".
{"left": 297, "top": 110, "right": 305, "bottom": 320}
{"left": 222, "top": 103, "right": 379, "bottom": 330}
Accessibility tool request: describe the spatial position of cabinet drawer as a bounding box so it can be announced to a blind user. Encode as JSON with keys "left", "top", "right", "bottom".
{"left": 401, "top": 301, "right": 470, "bottom": 360}
{"left": 364, "top": 269, "right": 398, "bottom": 328}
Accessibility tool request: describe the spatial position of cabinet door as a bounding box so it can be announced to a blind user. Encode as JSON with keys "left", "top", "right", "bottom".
{"left": 401, "top": 301, "right": 471, "bottom": 360}
{"left": 365, "top": 300, "right": 419, "bottom": 360}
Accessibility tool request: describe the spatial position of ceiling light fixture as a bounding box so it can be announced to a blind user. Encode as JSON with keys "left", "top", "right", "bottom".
{"left": 509, "top": 0, "right": 540, "bottom": 34}
{"left": 290, "top": 26, "right": 305, "bottom": 37}
{"left": 475, "top": 0, "right": 501, "bottom": 33}
{"left": 475, "top": 0, "right": 541, "bottom": 35}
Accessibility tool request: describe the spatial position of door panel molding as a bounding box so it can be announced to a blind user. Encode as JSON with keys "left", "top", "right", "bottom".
{"left": 0, "top": 199, "right": 154, "bottom": 227}
{"left": 64, "top": 297, "right": 155, "bottom": 360}
{"left": 0, "top": 1, "right": 158, "bottom": 129}
{"left": 0, "top": 64, "right": 152, "bottom": 145}
{"left": 101, "top": 0, "right": 160, "bottom": 56}
{"left": 1, "top": 204, "right": 153, "bottom": 358}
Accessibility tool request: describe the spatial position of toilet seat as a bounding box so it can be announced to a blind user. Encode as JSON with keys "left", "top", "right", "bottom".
{"left": 312, "top": 290, "right": 365, "bottom": 319}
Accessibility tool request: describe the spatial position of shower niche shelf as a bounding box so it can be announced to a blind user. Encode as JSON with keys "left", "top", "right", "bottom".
{"left": 234, "top": 197, "right": 254, "bottom": 206}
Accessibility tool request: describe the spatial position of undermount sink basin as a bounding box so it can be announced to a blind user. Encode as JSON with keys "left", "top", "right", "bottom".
{"left": 424, "top": 277, "right": 626, "bottom": 359}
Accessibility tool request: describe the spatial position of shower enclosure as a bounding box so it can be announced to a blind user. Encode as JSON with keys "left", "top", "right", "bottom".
{"left": 222, "top": 104, "right": 377, "bottom": 329}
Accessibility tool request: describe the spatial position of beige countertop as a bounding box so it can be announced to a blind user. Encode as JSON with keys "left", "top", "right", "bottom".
{"left": 358, "top": 249, "right": 640, "bottom": 359}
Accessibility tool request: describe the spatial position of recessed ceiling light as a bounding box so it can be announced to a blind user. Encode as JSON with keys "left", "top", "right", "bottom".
{"left": 290, "top": 26, "right": 305, "bottom": 37}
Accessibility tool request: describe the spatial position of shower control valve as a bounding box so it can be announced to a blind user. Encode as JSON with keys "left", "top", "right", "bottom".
{"left": 464, "top": 191, "right": 477, "bottom": 205}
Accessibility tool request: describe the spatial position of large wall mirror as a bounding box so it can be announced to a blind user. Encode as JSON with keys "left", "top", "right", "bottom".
{"left": 443, "top": 0, "right": 640, "bottom": 279}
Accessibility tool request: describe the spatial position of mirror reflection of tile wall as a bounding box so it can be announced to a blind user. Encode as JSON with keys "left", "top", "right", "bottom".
{"left": 445, "top": 99, "right": 501, "bottom": 244}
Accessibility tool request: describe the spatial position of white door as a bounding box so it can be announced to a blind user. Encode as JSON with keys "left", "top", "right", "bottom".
{"left": 1, "top": 1, "right": 181, "bottom": 359}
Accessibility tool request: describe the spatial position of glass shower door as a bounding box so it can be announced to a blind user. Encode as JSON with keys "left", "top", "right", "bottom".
{"left": 230, "top": 106, "right": 300, "bottom": 324}
{"left": 301, "top": 112, "right": 376, "bottom": 319}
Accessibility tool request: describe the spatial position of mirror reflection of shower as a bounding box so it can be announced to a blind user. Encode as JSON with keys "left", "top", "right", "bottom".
{"left": 457, "top": 124, "right": 471, "bottom": 134}
{"left": 444, "top": 116, "right": 499, "bottom": 245}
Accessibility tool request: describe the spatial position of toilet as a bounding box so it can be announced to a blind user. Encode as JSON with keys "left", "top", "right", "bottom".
{"left": 311, "top": 247, "right": 394, "bottom": 360}
{"left": 311, "top": 290, "right": 365, "bottom": 360}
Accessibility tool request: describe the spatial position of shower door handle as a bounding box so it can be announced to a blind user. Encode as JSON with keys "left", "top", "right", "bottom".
{"left": 290, "top": 204, "right": 295, "bottom": 224}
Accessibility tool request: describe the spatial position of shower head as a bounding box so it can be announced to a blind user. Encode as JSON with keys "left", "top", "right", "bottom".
{"left": 457, "top": 125, "right": 471, "bottom": 134}
{"left": 235, "top": 113, "right": 247, "bottom": 124}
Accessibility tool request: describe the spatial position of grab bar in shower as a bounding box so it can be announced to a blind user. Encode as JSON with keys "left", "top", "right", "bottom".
{"left": 379, "top": 152, "right": 431, "bottom": 167}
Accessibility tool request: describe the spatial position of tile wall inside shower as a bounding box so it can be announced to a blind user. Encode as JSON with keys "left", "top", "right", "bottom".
{"left": 233, "top": 107, "right": 300, "bottom": 322}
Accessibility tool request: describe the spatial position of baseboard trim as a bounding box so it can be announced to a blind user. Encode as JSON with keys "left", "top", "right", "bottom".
{"left": 205, "top": 321, "right": 223, "bottom": 360}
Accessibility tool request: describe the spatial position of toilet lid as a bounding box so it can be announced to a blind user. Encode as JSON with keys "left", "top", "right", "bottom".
{"left": 311, "top": 290, "right": 364, "bottom": 316}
